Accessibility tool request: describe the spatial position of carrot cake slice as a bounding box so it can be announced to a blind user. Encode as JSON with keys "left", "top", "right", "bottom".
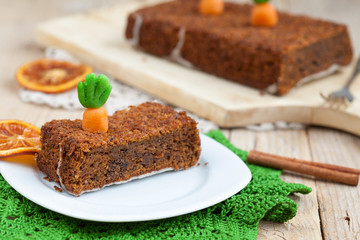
{"left": 36, "top": 102, "right": 201, "bottom": 196}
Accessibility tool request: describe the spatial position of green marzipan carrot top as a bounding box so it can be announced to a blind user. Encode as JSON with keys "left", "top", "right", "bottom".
{"left": 254, "top": 0, "right": 270, "bottom": 3}
{"left": 77, "top": 73, "right": 112, "bottom": 109}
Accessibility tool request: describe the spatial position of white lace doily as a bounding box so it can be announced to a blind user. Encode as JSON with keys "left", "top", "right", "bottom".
{"left": 245, "top": 122, "right": 305, "bottom": 131}
{"left": 19, "top": 47, "right": 305, "bottom": 133}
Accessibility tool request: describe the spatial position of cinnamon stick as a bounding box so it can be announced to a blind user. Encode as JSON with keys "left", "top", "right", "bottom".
{"left": 306, "top": 161, "right": 360, "bottom": 175}
{"left": 247, "top": 150, "right": 359, "bottom": 186}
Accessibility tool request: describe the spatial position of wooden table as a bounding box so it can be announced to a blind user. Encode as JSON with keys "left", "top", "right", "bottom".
{"left": 1, "top": 0, "right": 359, "bottom": 239}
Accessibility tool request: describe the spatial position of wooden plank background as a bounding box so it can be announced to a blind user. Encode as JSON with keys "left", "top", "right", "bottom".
{"left": 1, "top": 0, "right": 359, "bottom": 239}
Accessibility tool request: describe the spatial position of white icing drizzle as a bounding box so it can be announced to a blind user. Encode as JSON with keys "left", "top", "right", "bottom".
{"left": 264, "top": 64, "right": 341, "bottom": 94}
{"left": 296, "top": 64, "right": 340, "bottom": 87}
{"left": 265, "top": 83, "right": 278, "bottom": 94}
{"left": 129, "top": 14, "right": 143, "bottom": 46}
{"left": 75, "top": 167, "right": 174, "bottom": 196}
{"left": 169, "top": 27, "right": 193, "bottom": 68}
{"left": 56, "top": 144, "right": 68, "bottom": 192}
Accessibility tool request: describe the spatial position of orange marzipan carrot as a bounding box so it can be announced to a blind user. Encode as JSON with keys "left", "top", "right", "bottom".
{"left": 251, "top": 2, "right": 278, "bottom": 27}
{"left": 199, "top": 0, "right": 224, "bottom": 15}
{"left": 81, "top": 106, "right": 108, "bottom": 133}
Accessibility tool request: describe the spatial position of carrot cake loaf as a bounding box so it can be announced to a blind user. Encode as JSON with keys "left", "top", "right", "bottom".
{"left": 35, "top": 102, "right": 201, "bottom": 196}
{"left": 125, "top": 0, "right": 353, "bottom": 95}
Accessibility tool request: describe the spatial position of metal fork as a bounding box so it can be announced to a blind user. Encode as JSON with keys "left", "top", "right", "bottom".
{"left": 321, "top": 56, "right": 360, "bottom": 103}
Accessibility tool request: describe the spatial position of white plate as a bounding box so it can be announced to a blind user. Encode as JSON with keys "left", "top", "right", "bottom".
{"left": 0, "top": 134, "right": 251, "bottom": 222}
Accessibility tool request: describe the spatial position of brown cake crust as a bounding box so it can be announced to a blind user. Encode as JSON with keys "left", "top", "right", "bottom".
{"left": 36, "top": 102, "right": 201, "bottom": 196}
{"left": 125, "top": 0, "right": 353, "bottom": 95}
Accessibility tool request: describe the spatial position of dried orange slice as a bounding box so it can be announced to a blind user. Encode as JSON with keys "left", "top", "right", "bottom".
{"left": 16, "top": 59, "right": 93, "bottom": 93}
{"left": 2, "top": 154, "right": 37, "bottom": 166}
{"left": 0, "top": 120, "right": 41, "bottom": 158}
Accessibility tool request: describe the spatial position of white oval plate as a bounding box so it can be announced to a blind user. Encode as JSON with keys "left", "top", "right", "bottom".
{"left": 0, "top": 134, "right": 251, "bottom": 222}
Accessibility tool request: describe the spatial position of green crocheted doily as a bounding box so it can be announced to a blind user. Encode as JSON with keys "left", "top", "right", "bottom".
{"left": 0, "top": 130, "right": 311, "bottom": 239}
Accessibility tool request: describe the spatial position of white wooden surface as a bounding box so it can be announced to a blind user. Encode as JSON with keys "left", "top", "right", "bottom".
{"left": 1, "top": 0, "right": 360, "bottom": 239}
{"left": 34, "top": 0, "right": 360, "bottom": 137}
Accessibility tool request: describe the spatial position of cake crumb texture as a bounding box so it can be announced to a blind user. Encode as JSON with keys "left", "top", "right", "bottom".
{"left": 36, "top": 102, "right": 201, "bottom": 195}
{"left": 125, "top": 0, "right": 353, "bottom": 95}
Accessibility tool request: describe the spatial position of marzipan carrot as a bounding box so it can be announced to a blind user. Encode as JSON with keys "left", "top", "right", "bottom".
{"left": 199, "top": 0, "right": 224, "bottom": 15}
{"left": 77, "top": 73, "right": 112, "bottom": 133}
{"left": 251, "top": 2, "right": 278, "bottom": 27}
{"left": 82, "top": 107, "right": 108, "bottom": 133}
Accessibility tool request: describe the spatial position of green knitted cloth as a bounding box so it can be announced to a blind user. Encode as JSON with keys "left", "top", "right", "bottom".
{"left": 0, "top": 130, "right": 311, "bottom": 239}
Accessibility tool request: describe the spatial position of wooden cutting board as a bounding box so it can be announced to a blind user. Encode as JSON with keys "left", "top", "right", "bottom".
{"left": 35, "top": 0, "right": 360, "bottom": 136}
